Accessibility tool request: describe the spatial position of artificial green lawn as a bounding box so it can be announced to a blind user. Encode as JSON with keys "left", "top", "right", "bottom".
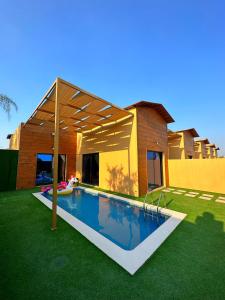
{"left": 0, "top": 188, "right": 225, "bottom": 300}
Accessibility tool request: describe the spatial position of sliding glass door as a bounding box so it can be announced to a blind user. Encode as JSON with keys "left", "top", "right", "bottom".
{"left": 147, "top": 151, "right": 163, "bottom": 191}
{"left": 82, "top": 153, "right": 99, "bottom": 185}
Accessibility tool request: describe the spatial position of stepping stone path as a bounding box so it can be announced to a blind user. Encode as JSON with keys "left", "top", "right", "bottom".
{"left": 216, "top": 196, "right": 225, "bottom": 204}
{"left": 188, "top": 192, "right": 199, "bottom": 195}
{"left": 202, "top": 194, "right": 214, "bottom": 198}
{"left": 199, "top": 196, "right": 212, "bottom": 201}
{"left": 185, "top": 193, "right": 197, "bottom": 197}
{"left": 162, "top": 188, "right": 225, "bottom": 203}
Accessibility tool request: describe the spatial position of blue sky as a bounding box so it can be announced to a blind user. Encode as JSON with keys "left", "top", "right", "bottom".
{"left": 0, "top": 0, "right": 225, "bottom": 155}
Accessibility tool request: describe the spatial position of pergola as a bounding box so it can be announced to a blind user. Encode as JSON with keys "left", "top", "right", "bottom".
{"left": 24, "top": 77, "right": 133, "bottom": 229}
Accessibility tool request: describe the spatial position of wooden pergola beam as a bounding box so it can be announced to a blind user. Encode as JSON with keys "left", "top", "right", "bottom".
{"left": 51, "top": 78, "right": 60, "bottom": 230}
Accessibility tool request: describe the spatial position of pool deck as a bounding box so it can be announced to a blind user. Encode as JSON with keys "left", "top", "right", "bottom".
{"left": 33, "top": 187, "right": 186, "bottom": 275}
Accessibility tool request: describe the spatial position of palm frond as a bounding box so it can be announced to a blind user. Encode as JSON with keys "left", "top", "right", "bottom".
{"left": 0, "top": 94, "right": 18, "bottom": 118}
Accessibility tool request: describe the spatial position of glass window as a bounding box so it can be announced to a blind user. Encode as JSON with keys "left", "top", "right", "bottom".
{"left": 36, "top": 154, "right": 66, "bottom": 186}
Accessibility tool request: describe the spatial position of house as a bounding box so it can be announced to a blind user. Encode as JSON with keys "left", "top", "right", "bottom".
{"left": 8, "top": 78, "right": 174, "bottom": 197}
{"left": 212, "top": 146, "right": 220, "bottom": 158}
{"left": 194, "top": 138, "right": 210, "bottom": 159}
{"left": 168, "top": 128, "right": 199, "bottom": 159}
{"left": 206, "top": 144, "right": 214, "bottom": 159}
{"left": 206, "top": 143, "right": 218, "bottom": 159}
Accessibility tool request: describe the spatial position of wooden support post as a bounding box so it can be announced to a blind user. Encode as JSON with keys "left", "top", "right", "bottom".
{"left": 51, "top": 78, "right": 60, "bottom": 230}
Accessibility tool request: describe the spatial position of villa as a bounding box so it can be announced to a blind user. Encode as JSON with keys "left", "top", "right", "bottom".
{"left": 8, "top": 78, "right": 174, "bottom": 197}
{"left": 168, "top": 128, "right": 199, "bottom": 159}
{"left": 194, "top": 138, "right": 210, "bottom": 159}
{"left": 206, "top": 143, "right": 218, "bottom": 159}
{"left": 212, "top": 145, "right": 220, "bottom": 158}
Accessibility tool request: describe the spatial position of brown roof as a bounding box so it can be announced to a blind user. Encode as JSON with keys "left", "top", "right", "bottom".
{"left": 124, "top": 101, "right": 174, "bottom": 123}
{"left": 176, "top": 128, "right": 199, "bottom": 138}
{"left": 195, "top": 138, "right": 210, "bottom": 144}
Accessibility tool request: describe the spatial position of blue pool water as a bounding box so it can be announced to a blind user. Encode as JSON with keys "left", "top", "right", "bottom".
{"left": 43, "top": 188, "right": 169, "bottom": 250}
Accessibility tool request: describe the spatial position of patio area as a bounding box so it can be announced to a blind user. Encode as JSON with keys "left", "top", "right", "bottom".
{"left": 0, "top": 188, "right": 225, "bottom": 300}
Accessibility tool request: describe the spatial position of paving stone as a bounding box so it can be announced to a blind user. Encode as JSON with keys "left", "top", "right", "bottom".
{"left": 167, "top": 188, "right": 175, "bottom": 191}
{"left": 185, "top": 193, "right": 196, "bottom": 198}
{"left": 177, "top": 190, "right": 186, "bottom": 193}
{"left": 173, "top": 191, "right": 182, "bottom": 195}
{"left": 163, "top": 189, "right": 170, "bottom": 193}
{"left": 202, "top": 194, "right": 213, "bottom": 198}
{"left": 216, "top": 199, "right": 225, "bottom": 204}
{"left": 188, "top": 192, "right": 199, "bottom": 195}
{"left": 199, "top": 196, "right": 212, "bottom": 200}
{"left": 218, "top": 196, "right": 225, "bottom": 200}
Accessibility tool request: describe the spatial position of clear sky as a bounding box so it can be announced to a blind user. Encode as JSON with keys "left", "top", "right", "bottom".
{"left": 0, "top": 0, "right": 224, "bottom": 155}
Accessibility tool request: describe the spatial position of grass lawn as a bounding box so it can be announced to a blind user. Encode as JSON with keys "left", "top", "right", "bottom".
{"left": 0, "top": 188, "right": 225, "bottom": 300}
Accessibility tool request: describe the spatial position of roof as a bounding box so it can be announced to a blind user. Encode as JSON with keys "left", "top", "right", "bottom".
{"left": 176, "top": 128, "right": 199, "bottom": 138}
{"left": 124, "top": 101, "right": 174, "bottom": 123}
{"left": 206, "top": 143, "right": 216, "bottom": 148}
{"left": 25, "top": 78, "right": 133, "bottom": 133}
{"left": 167, "top": 130, "right": 182, "bottom": 140}
{"left": 195, "top": 138, "right": 210, "bottom": 144}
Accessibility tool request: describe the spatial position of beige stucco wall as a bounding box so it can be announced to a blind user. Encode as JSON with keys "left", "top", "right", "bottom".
{"left": 168, "top": 158, "right": 225, "bottom": 194}
{"left": 76, "top": 108, "right": 139, "bottom": 196}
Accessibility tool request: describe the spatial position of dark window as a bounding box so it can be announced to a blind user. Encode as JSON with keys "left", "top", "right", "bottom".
{"left": 188, "top": 155, "right": 193, "bottom": 159}
{"left": 36, "top": 153, "right": 66, "bottom": 186}
{"left": 82, "top": 153, "right": 99, "bottom": 185}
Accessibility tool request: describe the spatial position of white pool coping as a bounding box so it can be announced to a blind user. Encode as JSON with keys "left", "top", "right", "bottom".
{"left": 33, "top": 187, "right": 186, "bottom": 275}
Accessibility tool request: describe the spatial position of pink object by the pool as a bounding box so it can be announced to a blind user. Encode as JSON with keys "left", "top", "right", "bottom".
{"left": 40, "top": 181, "right": 68, "bottom": 193}
{"left": 41, "top": 186, "right": 51, "bottom": 192}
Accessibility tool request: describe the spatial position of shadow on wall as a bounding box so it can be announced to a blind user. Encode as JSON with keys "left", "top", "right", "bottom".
{"left": 106, "top": 164, "right": 138, "bottom": 195}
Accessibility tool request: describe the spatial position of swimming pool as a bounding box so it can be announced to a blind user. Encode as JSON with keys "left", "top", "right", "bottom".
{"left": 33, "top": 187, "right": 186, "bottom": 274}
{"left": 44, "top": 188, "right": 168, "bottom": 250}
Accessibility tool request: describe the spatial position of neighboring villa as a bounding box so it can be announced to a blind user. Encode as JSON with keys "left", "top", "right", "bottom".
{"left": 206, "top": 144, "right": 214, "bottom": 159}
{"left": 7, "top": 78, "right": 221, "bottom": 196}
{"left": 212, "top": 146, "right": 220, "bottom": 158}
{"left": 205, "top": 144, "right": 219, "bottom": 159}
{"left": 194, "top": 138, "right": 210, "bottom": 159}
{"left": 168, "top": 128, "right": 199, "bottom": 159}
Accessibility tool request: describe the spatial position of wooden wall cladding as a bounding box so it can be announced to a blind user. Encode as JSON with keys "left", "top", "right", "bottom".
{"left": 16, "top": 124, "right": 76, "bottom": 189}
{"left": 136, "top": 107, "right": 169, "bottom": 196}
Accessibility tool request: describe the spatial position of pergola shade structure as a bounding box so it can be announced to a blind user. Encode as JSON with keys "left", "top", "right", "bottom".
{"left": 25, "top": 78, "right": 132, "bottom": 133}
{"left": 24, "top": 78, "right": 133, "bottom": 230}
